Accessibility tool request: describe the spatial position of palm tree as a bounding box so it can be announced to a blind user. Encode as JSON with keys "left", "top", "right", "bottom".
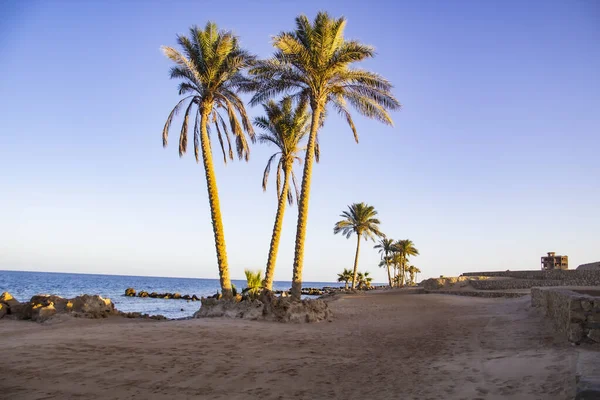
{"left": 255, "top": 97, "right": 313, "bottom": 291}
{"left": 374, "top": 237, "right": 395, "bottom": 287}
{"left": 393, "top": 239, "right": 419, "bottom": 286}
{"left": 407, "top": 265, "right": 421, "bottom": 286}
{"left": 337, "top": 268, "right": 353, "bottom": 289}
{"left": 161, "top": 23, "right": 256, "bottom": 298}
{"left": 356, "top": 271, "right": 373, "bottom": 289}
{"left": 243, "top": 269, "right": 263, "bottom": 300}
{"left": 334, "top": 203, "right": 383, "bottom": 289}
{"left": 250, "top": 12, "right": 400, "bottom": 300}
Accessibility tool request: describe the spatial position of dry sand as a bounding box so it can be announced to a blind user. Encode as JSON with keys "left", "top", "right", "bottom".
{"left": 0, "top": 291, "right": 576, "bottom": 400}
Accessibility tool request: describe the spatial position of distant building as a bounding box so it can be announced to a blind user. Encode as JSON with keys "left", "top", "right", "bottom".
{"left": 541, "top": 252, "right": 568, "bottom": 270}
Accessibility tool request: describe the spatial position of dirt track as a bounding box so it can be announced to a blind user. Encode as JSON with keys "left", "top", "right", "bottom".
{"left": 0, "top": 291, "right": 576, "bottom": 400}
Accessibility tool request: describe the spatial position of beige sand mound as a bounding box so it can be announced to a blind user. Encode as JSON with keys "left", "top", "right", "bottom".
{"left": 0, "top": 291, "right": 576, "bottom": 399}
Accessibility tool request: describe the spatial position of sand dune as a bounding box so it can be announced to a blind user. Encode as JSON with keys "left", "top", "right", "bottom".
{"left": 0, "top": 291, "right": 575, "bottom": 399}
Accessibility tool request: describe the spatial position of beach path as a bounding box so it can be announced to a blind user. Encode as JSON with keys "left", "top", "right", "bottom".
{"left": 0, "top": 291, "right": 576, "bottom": 399}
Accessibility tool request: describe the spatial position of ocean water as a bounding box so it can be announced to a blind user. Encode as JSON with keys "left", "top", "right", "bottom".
{"left": 0, "top": 270, "right": 343, "bottom": 319}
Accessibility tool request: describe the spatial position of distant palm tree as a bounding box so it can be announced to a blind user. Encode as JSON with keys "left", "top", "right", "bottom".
{"left": 337, "top": 268, "right": 353, "bottom": 289}
{"left": 243, "top": 269, "right": 263, "bottom": 300}
{"left": 393, "top": 240, "right": 419, "bottom": 286}
{"left": 255, "top": 97, "right": 314, "bottom": 291}
{"left": 334, "top": 203, "right": 383, "bottom": 289}
{"left": 356, "top": 271, "right": 373, "bottom": 289}
{"left": 407, "top": 265, "right": 421, "bottom": 286}
{"left": 161, "top": 23, "right": 255, "bottom": 298}
{"left": 374, "top": 237, "right": 395, "bottom": 287}
{"left": 250, "top": 12, "right": 400, "bottom": 300}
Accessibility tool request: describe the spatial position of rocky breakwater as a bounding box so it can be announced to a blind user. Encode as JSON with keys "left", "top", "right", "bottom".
{"left": 0, "top": 292, "right": 117, "bottom": 322}
{"left": 194, "top": 291, "right": 333, "bottom": 323}
{"left": 125, "top": 288, "right": 201, "bottom": 301}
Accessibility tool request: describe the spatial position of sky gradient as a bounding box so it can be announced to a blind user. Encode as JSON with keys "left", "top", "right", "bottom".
{"left": 1, "top": 0, "right": 598, "bottom": 283}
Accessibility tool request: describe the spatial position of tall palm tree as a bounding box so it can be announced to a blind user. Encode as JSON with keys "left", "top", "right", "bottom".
{"left": 255, "top": 97, "right": 313, "bottom": 290}
{"left": 250, "top": 12, "right": 400, "bottom": 300}
{"left": 333, "top": 203, "right": 383, "bottom": 289}
{"left": 374, "top": 237, "right": 395, "bottom": 287}
{"left": 337, "top": 268, "right": 353, "bottom": 289}
{"left": 393, "top": 239, "right": 419, "bottom": 286}
{"left": 161, "top": 23, "right": 256, "bottom": 298}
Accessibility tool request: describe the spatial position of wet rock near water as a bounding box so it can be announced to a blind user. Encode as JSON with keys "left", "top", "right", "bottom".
{"left": 0, "top": 291, "right": 117, "bottom": 322}
{"left": 125, "top": 288, "right": 200, "bottom": 301}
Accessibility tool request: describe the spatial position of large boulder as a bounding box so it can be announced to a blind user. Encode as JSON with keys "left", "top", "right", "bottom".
{"left": 71, "top": 294, "right": 116, "bottom": 318}
{"left": 125, "top": 288, "right": 136, "bottom": 297}
{"left": 8, "top": 303, "right": 33, "bottom": 320}
{"left": 31, "top": 303, "right": 57, "bottom": 322}
{"left": 0, "top": 303, "right": 7, "bottom": 319}
{"left": 30, "top": 295, "right": 72, "bottom": 312}
{"left": 0, "top": 292, "right": 20, "bottom": 308}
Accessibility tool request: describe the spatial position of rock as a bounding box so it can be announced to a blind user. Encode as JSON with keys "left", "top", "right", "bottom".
{"left": 191, "top": 295, "right": 199, "bottom": 301}
{"left": 194, "top": 296, "right": 333, "bottom": 323}
{"left": 588, "top": 329, "right": 600, "bottom": 343}
{"left": 31, "top": 303, "right": 57, "bottom": 322}
{"left": 138, "top": 291, "right": 149, "bottom": 298}
{"left": 30, "top": 295, "right": 71, "bottom": 312}
{"left": 125, "top": 288, "right": 136, "bottom": 297}
{"left": 568, "top": 323, "right": 584, "bottom": 343}
{"left": 0, "top": 303, "right": 7, "bottom": 319}
{"left": 71, "top": 295, "right": 116, "bottom": 318}
{"left": 182, "top": 295, "right": 191, "bottom": 300}
{"left": 571, "top": 310, "right": 588, "bottom": 322}
{"left": 8, "top": 303, "right": 32, "bottom": 320}
{"left": 582, "top": 300, "right": 593, "bottom": 312}
{"left": 0, "top": 292, "right": 20, "bottom": 308}
{"left": 173, "top": 293, "right": 181, "bottom": 299}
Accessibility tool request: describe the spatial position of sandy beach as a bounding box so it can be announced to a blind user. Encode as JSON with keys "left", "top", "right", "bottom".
{"left": 0, "top": 291, "right": 576, "bottom": 400}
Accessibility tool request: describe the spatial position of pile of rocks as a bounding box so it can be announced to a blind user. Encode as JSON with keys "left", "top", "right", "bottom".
{"left": 125, "top": 288, "right": 201, "bottom": 301}
{"left": 0, "top": 292, "right": 117, "bottom": 322}
{"left": 194, "top": 291, "right": 332, "bottom": 323}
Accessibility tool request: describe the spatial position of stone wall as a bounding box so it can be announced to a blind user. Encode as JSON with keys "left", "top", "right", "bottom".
{"left": 470, "top": 279, "right": 565, "bottom": 290}
{"left": 531, "top": 287, "right": 600, "bottom": 344}
{"left": 461, "top": 270, "right": 600, "bottom": 285}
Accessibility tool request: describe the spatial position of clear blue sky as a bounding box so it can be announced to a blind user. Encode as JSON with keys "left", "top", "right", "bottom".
{"left": 1, "top": 0, "right": 598, "bottom": 283}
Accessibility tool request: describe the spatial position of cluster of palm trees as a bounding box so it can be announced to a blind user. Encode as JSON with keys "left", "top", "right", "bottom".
{"left": 337, "top": 268, "right": 372, "bottom": 290}
{"left": 333, "top": 202, "right": 420, "bottom": 289}
{"left": 161, "top": 12, "right": 400, "bottom": 300}
{"left": 375, "top": 238, "right": 421, "bottom": 287}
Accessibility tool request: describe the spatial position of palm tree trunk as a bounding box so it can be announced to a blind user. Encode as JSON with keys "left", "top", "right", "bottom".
{"left": 290, "top": 106, "right": 322, "bottom": 300}
{"left": 199, "top": 105, "right": 232, "bottom": 298}
{"left": 351, "top": 234, "right": 361, "bottom": 289}
{"left": 263, "top": 167, "right": 291, "bottom": 290}
{"left": 386, "top": 261, "right": 392, "bottom": 287}
{"left": 345, "top": 281, "right": 348, "bottom": 290}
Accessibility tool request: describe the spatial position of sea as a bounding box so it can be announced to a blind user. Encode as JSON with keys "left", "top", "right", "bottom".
{"left": 0, "top": 270, "right": 344, "bottom": 319}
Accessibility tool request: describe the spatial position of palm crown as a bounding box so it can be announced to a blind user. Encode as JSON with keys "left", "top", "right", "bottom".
{"left": 255, "top": 97, "right": 313, "bottom": 204}
{"left": 162, "top": 23, "right": 256, "bottom": 162}
{"left": 334, "top": 203, "right": 383, "bottom": 240}
{"left": 250, "top": 12, "right": 400, "bottom": 140}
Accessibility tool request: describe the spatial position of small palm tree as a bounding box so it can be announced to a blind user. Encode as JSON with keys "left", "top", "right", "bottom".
{"left": 393, "top": 239, "right": 419, "bottom": 286}
{"left": 407, "top": 266, "right": 422, "bottom": 285}
{"left": 334, "top": 203, "right": 383, "bottom": 289}
{"left": 256, "top": 97, "right": 313, "bottom": 291}
{"left": 374, "top": 237, "right": 395, "bottom": 287}
{"left": 161, "top": 23, "right": 255, "bottom": 298}
{"left": 243, "top": 269, "right": 263, "bottom": 300}
{"left": 356, "top": 271, "right": 373, "bottom": 289}
{"left": 337, "top": 268, "right": 353, "bottom": 289}
{"left": 250, "top": 12, "right": 400, "bottom": 300}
